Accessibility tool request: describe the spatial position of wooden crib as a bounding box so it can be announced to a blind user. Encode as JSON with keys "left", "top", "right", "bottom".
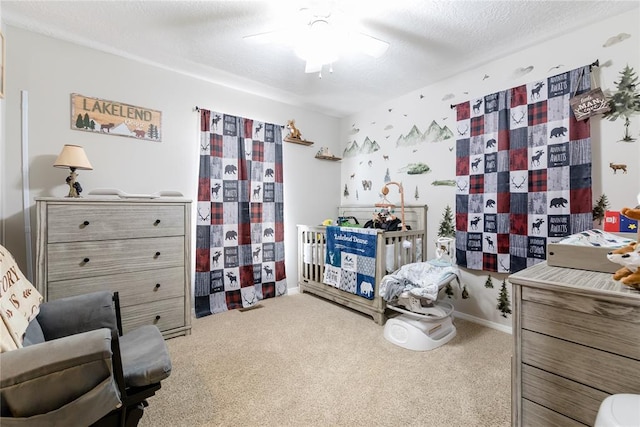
{"left": 297, "top": 205, "right": 428, "bottom": 324}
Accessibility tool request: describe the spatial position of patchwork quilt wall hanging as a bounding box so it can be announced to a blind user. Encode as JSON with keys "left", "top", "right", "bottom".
{"left": 323, "top": 226, "right": 378, "bottom": 300}
{"left": 194, "top": 109, "right": 287, "bottom": 317}
{"left": 455, "top": 65, "right": 593, "bottom": 273}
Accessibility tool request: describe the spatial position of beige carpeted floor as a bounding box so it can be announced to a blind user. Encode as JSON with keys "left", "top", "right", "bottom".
{"left": 139, "top": 293, "right": 512, "bottom": 427}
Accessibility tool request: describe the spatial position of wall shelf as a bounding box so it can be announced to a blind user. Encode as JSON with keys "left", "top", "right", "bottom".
{"left": 315, "top": 154, "right": 341, "bottom": 161}
{"left": 284, "top": 137, "right": 313, "bottom": 146}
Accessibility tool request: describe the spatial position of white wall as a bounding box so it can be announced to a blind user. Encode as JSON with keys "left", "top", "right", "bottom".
{"left": 1, "top": 25, "right": 342, "bottom": 293}
{"left": 339, "top": 11, "right": 640, "bottom": 329}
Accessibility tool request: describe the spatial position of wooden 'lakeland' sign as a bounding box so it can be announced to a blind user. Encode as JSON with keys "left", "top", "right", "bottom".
{"left": 71, "top": 94, "right": 162, "bottom": 141}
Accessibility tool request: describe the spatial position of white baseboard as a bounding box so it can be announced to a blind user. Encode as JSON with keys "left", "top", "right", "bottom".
{"left": 287, "top": 286, "right": 300, "bottom": 295}
{"left": 288, "top": 285, "right": 512, "bottom": 335}
{"left": 453, "top": 311, "right": 513, "bottom": 335}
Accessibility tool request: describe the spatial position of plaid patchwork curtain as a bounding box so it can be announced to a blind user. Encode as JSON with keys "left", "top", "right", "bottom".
{"left": 195, "top": 109, "right": 287, "bottom": 317}
{"left": 455, "top": 65, "right": 593, "bottom": 273}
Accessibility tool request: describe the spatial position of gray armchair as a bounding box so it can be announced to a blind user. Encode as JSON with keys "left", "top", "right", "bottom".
{"left": 1, "top": 291, "right": 172, "bottom": 427}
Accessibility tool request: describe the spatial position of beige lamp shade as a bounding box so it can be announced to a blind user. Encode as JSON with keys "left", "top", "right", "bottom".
{"left": 53, "top": 144, "right": 93, "bottom": 170}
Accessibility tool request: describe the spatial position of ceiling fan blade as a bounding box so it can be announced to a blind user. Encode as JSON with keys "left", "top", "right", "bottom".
{"left": 350, "top": 32, "right": 389, "bottom": 58}
{"left": 243, "top": 29, "right": 290, "bottom": 45}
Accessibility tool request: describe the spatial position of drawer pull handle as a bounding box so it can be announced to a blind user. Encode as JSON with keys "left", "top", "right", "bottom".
{"left": 155, "top": 251, "right": 161, "bottom": 257}
{"left": 83, "top": 257, "right": 90, "bottom": 263}
{"left": 155, "top": 315, "right": 161, "bottom": 321}
{"left": 154, "top": 219, "right": 161, "bottom": 225}
{"left": 154, "top": 283, "right": 161, "bottom": 290}
{"left": 83, "top": 221, "right": 90, "bottom": 226}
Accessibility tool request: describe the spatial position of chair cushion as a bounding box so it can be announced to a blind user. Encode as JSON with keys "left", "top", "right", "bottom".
{"left": 0, "top": 244, "right": 44, "bottom": 352}
{"left": 119, "top": 325, "right": 172, "bottom": 387}
{"left": 22, "top": 319, "right": 45, "bottom": 347}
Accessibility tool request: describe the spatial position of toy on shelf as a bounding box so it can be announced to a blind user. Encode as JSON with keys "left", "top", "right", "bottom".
{"left": 315, "top": 147, "right": 341, "bottom": 161}
{"left": 284, "top": 119, "right": 313, "bottom": 145}
{"left": 607, "top": 201, "right": 640, "bottom": 289}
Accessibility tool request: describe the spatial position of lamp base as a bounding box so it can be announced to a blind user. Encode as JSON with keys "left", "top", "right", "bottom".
{"left": 65, "top": 169, "right": 83, "bottom": 198}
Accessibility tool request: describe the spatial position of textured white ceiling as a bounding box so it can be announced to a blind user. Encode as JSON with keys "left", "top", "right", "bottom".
{"left": 2, "top": 1, "right": 639, "bottom": 117}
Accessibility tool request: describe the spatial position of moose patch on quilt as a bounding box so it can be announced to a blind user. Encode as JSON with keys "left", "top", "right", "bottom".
{"left": 324, "top": 226, "right": 378, "bottom": 300}
{"left": 455, "top": 65, "right": 593, "bottom": 274}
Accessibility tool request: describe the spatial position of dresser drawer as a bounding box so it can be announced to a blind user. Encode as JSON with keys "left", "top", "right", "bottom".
{"left": 48, "top": 267, "right": 185, "bottom": 306}
{"left": 47, "top": 204, "right": 185, "bottom": 243}
{"left": 120, "top": 297, "right": 185, "bottom": 334}
{"left": 522, "top": 365, "right": 607, "bottom": 426}
{"left": 522, "top": 330, "right": 640, "bottom": 395}
{"left": 47, "top": 236, "right": 185, "bottom": 282}
{"left": 522, "top": 299, "right": 640, "bottom": 360}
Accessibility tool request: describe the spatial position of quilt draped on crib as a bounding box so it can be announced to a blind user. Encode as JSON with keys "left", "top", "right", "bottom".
{"left": 324, "top": 226, "right": 378, "bottom": 300}
{"left": 455, "top": 65, "right": 593, "bottom": 273}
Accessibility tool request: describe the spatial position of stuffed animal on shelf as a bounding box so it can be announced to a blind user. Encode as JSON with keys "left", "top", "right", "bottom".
{"left": 607, "top": 241, "right": 640, "bottom": 289}
{"left": 606, "top": 205, "right": 640, "bottom": 288}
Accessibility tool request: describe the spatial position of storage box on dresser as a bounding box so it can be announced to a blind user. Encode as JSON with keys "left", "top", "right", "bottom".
{"left": 36, "top": 197, "right": 192, "bottom": 338}
{"left": 509, "top": 262, "right": 640, "bottom": 427}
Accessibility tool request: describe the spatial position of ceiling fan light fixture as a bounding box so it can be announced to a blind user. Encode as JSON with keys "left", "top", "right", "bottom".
{"left": 294, "top": 19, "right": 341, "bottom": 71}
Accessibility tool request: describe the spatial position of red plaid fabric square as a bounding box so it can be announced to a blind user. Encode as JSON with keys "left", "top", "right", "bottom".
{"left": 510, "top": 214, "right": 528, "bottom": 235}
{"left": 201, "top": 110, "right": 210, "bottom": 132}
{"left": 276, "top": 260, "right": 286, "bottom": 281}
{"left": 511, "top": 85, "right": 528, "bottom": 107}
{"left": 275, "top": 164, "right": 284, "bottom": 182}
{"left": 239, "top": 265, "right": 254, "bottom": 288}
{"left": 570, "top": 188, "right": 592, "bottom": 214}
{"left": 456, "top": 156, "right": 469, "bottom": 176}
{"left": 225, "top": 290, "right": 243, "bottom": 310}
{"left": 275, "top": 222, "right": 284, "bottom": 241}
{"left": 238, "top": 222, "right": 251, "bottom": 245}
{"left": 238, "top": 160, "right": 248, "bottom": 181}
{"left": 510, "top": 148, "right": 528, "bottom": 171}
{"left": 457, "top": 102, "right": 470, "bottom": 121}
{"left": 211, "top": 203, "right": 224, "bottom": 225}
{"left": 497, "top": 192, "right": 510, "bottom": 213}
{"left": 498, "top": 234, "right": 510, "bottom": 253}
{"left": 211, "top": 134, "right": 223, "bottom": 157}
{"left": 470, "top": 175, "right": 484, "bottom": 194}
{"left": 195, "top": 248, "right": 210, "bottom": 272}
{"left": 498, "top": 129, "right": 509, "bottom": 151}
{"left": 243, "top": 119, "right": 254, "bottom": 139}
{"left": 528, "top": 170, "right": 547, "bottom": 192}
{"left": 570, "top": 115, "right": 590, "bottom": 141}
{"left": 471, "top": 116, "right": 484, "bottom": 137}
{"left": 528, "top": 101, "right": 547, "bottom": 126}
{"left": 261, "top": 282, "right": 276, "bottom": 298}
{"left": 252, "top": 140, "right": 264, "bottom": 162}
{"left": 483, "top": 253, "right": 497, "bottom": 271}
{"left": 456, "top": 213, "right": 468, "bottom": 232}
{"left": 251, "top": 203, "right": 262, "bottom": 223}
{"left": 198, "top": 178, "right": 210, "bottom": 201}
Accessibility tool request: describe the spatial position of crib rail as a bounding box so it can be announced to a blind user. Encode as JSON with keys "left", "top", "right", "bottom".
{"left": 297, "top": 225, "right": 426, "bottom": 324}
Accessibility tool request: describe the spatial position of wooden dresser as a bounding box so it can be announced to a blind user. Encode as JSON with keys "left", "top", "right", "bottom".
{"left": 36, "top": 197, "right": 192, "bottom": 338}
{"left": 509, "top": 262, "right": 640, "bottom": 426}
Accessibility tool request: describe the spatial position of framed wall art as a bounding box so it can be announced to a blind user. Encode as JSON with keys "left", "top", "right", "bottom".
{"left": 70, "top": 93, "right": 162, "bottom": 142}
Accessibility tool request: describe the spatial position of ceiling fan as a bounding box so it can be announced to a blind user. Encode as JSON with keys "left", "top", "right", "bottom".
{"left": 243, "top": 7, "right": 389, "bottom": 75}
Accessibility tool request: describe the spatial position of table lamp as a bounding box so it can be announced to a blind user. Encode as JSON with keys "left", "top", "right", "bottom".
{"left": 53, "top": 144, "right": 93, "bottom": 197}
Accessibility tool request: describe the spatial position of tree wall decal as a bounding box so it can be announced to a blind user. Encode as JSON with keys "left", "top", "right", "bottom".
{"left": 604, "top": 65, "right": 640, "bottom": 142}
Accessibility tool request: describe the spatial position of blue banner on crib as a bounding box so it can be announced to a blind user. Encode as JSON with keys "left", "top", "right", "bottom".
{"left": 324, "top": 226, "right": 378, "bottom": 300}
